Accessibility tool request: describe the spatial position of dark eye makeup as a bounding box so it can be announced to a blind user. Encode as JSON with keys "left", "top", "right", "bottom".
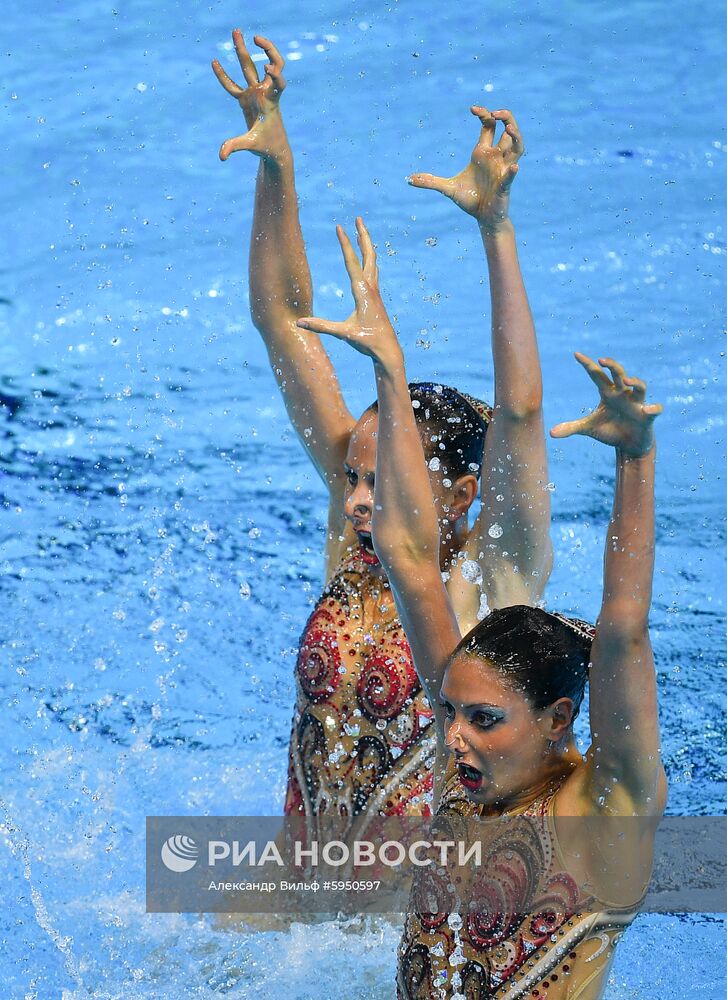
{"left": 439, "top": 698, "right": 504, "bottom": 730}
{"left": 471, "top": 710, "right": 502, "bottom": 730}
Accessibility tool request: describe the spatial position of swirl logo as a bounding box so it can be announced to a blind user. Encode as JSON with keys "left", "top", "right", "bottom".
{"left": 161, "top": 835, "right": 199, "bottom": 873}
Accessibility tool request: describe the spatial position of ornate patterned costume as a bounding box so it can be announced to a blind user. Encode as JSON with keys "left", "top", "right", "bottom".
{"left": 397, "top": 767, "right": 643, "bottom": 999}
{"left": 284, "top": 547, "right": 436, "bottom": 833}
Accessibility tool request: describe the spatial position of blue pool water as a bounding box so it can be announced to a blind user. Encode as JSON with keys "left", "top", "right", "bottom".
{"left": 2, "top": 1, "right": 725, "bottom": 996}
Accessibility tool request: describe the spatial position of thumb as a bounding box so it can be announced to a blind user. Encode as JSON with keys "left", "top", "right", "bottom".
{"left": 550, "top": 418, "right": 585, "bottom": 440}
{"left": 407, "top": 172, "right": 450, "bottom": 194}
{"left": 219, "top": 132, "right": 255, "bottom": 161}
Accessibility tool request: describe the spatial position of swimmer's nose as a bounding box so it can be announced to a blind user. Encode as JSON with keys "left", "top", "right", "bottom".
{"left": 445, "top": 721, "right": 467, "bottom": 752}
{"left": 344, "top": 484, "right": 373, "bottom": 521}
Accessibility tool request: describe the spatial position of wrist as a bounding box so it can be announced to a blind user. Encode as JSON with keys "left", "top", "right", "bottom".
{"left": 479, "top": 217, "right": 515, "bottom": 241}
{"left": 260, "top": 147, "right": 293, "bottom": 173}
{"left": 617, "top": 441, "right": 656, "bottom": 464}
{"left": 372, "top": 348, "right": 406, "bottom": 382}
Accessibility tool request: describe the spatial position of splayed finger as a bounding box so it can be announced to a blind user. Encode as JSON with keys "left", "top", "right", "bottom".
{"left": 471, "top": 105, "right": 496, "bottom": 146}
{"left": 232, "top": 29, "right": 259, "bottom": 86}
{"left": 212, "top": 60, "right": 245, "bottom": 98}
{"left": 599, "top": 357, "right": 627, "bottom": 391}
{"left": 574, "top": 352, "right": 613, "bottom": 390}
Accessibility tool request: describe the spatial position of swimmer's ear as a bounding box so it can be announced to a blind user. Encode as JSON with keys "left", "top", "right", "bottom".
{"left": 443, "top": 474, "right": 478, "bottom": 521}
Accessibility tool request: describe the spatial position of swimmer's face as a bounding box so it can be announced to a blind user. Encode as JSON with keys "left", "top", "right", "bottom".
{"left": 344, "top": 410, "right": 379, "bottom": 564}
{"left": 343, "top": 410, "right": 478, "bottom": 565}
{"left": 440, "top": 654, "right": 559, "bottom": 807}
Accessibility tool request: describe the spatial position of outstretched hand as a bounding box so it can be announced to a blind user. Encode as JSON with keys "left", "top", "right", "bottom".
{"left": 211, "top": 30, "right": 289, "bottom": 162}
{"left": 551, "top": 354, "right": 662, "bottom": 458}
{"left": 296, "top": 218, "right": 403, "bottom": 369}
{"left": 409, "top": 108, "right": 523, "bottom": 230}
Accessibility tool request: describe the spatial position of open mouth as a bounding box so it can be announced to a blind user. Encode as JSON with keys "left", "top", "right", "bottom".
{"left": 357, "top": 532, "right": 380, "bottom": 566}
{"left": 457, "top": 762, "right": 484, "bottom": 792}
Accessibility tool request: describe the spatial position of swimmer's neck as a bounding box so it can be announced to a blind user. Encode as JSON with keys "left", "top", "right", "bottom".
{"left": 362, "top": 515, "right": 469, "bottom": 580}
{"left": 480, "top": 743, "right": 582, "bottom": 817}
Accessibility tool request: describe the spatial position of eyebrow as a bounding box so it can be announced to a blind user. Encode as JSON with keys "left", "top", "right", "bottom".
{"left": 343, "top": 461, "right": 375, "bottom": 478}
{"left": 439, "top": 695, "right": 504, "bottom": 712}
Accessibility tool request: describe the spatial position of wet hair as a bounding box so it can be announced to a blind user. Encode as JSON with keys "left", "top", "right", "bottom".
{"left": 451, "top": 605, "right": 594, "bottom": 720}
{"left": 367, "top": 382, "right": 490, "bottom": 480}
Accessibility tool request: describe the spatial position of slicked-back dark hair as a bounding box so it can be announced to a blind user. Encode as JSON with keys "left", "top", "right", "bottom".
{"left": 452, "top": 605, "right": 594, "bottom": 720}
{"left": 367, "top": 381, "right": 489, "bottom": 481}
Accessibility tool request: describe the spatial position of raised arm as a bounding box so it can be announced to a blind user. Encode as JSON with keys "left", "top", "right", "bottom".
{"left": 551, "top": 355, "right": 666, "bottom": 815}
{"left": 409, "top": 108, "right": 552, "bottom": 611}
{"left": 297, "top": 220, "right": 461, "bottom": 739}
{"left": 212, "top": 31, "right": 355, "bottom": 570}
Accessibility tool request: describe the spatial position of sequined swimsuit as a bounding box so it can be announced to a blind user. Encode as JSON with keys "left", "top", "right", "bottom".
{"left": 397, "top": 767, "right": 643, "bottom": 1000}
{"left": 284, "top": 547, "right": 436, "bottom": 831}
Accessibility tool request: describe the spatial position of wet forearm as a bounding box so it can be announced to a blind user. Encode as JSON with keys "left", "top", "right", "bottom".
{"left": 481, "top": 220, "right": 542, "bottom": 417}
{"left": 372, "top": 357, "right": 441, "bottom": 568}
{"left": 249, "top": 153, "right": 313, "bottom": 333}
{"left": 600, "top": 446, "right": 656, "bottom": 634}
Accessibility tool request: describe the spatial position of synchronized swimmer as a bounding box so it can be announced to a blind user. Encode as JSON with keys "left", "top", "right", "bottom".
{"left": 300, "top": 215, "right": 666, "bottom": 997}
{"left": 212, "top": 27, "right": 666, "bottom": 1000}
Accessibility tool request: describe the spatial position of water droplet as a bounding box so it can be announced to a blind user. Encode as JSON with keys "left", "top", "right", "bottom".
{"left": 425, "top": 236, "right": 438, "bottom": 247}
{"left": 428, "top": 457, "right": 441, "bottom": 471}
{"left": 461, "top": 560, "right": 482, "bottom": 585}
{"left": 239, "top": 582, "right": 251, "bottom": 600}
{"left": 488, "top": 522, "right": 503, "bottom": 539}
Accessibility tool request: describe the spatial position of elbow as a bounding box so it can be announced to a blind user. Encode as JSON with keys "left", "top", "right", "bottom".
{"left": 250, "top": 300, "right": 287, "bottom": 335}
{"left": 372, "top": 529, "right": 437, "bottom": 577}
{"left": 597, "top": 602, "right": 650, "bottom": 646}
{"left": 249, "top": 284, "right": 306, "bottom": 334}
{"left": 249, "top": 298, "right": 272, "bottom": 335}
{"left": 495, "top": 394, "right": 543, "bottom": 422}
